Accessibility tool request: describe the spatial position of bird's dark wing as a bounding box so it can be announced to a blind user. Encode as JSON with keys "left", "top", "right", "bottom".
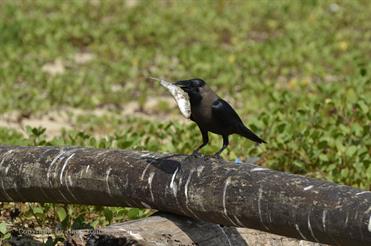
{"left": 211, "top": 98, "right": 244, "bottom": 127}
{"left": 212, "top": 98, "right": 266, "bottom": 143}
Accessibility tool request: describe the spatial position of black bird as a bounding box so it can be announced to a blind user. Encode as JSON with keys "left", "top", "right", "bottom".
{"left": 175, "top": 78, "right": 266, "bottom": 157}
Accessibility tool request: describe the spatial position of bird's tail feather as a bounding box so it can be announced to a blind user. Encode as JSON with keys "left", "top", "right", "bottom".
{"left": 238, "top": 124, "right": 266, "bottom": 144}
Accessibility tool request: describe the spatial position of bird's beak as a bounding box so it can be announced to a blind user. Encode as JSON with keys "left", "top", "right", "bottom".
{"left": 174, "top": 80, "right": 192, "bottom": 90}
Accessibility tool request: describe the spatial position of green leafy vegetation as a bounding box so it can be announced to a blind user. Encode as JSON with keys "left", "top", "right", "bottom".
{"left": 0, "top": 0, "right": 370, "bottom": 244}
{"left": 0, "top": 222, "right": 11, "bottom": 241}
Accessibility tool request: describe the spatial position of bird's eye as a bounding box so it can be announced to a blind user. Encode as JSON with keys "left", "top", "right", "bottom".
{"left": 192, "top": 79, "right": 204, "bottom": 87}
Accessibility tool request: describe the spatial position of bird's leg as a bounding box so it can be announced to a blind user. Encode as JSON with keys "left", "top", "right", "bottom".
{"left": 214, "top": 135, "right": 229, "bottom": 158}
{"left": 192, "top": 129, "right": 209, "bottom": 157}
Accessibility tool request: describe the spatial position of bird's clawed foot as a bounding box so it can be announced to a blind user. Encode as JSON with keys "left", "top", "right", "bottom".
{"left": 184, "top": 151, "right": 204, "bottom": 161}
{"left": 191, "top": 150, "right": 202, "bottom": 158}
{"left": 212, "top": 153, "right": 224, "bottom": 160}
{"left": 187, "top": 150, "right": 225, "bottom": 160}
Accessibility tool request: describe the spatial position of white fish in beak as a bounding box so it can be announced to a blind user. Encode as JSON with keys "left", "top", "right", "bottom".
{"left": 150, "top": 77, "right": 191, "bottom": 119}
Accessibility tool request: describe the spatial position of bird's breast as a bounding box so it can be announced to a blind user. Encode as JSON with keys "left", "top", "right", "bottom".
{"left": 190, "top": 102, "right": 212, "bottom": 124}
{"left": 190, "top": 99, "right": 223, "bottom": 134}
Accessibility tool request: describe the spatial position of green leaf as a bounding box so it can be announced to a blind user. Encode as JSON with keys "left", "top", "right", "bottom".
{"left": 0, "top": 222, "right": 7, "bottom": 235}
{"left": 292, "top": 160, "right": 305, "bottom": 170}
{"left": 56, "top": 207, "right": 67, "bottom": 222}
{"left": 341, "top": 168, "right": 349, "bottom": 178}
{"left": 352, "top": 123, "right": 363, "bottom": 136}
{"left": 345, "top": 146, "right": 358, "bottom": 157}
{"left": 327, "top": 164, "right": 337, "bottom": 172}
{"left": 359, "top": 67, "right": 367, "bottom": 76}
{"left": 365, "top": 165, "right": 371, "bottom": 180}
{"left": 104, "top": 208, "right": 113, "bottom": 223}
{"left": 339, "top": 124, "right": 350, "bottom": 134}
{"left": 319, "top": 154, "right": 329, "bottom": 162}
{"left": 127, "top": 208, "right": 140, "bottom": 219}
{"left": 45, "top": 236, "right": 54, "bottom": 246}
{"left": 90, "top": 219, "right": 100, "bottom": 229}
{"left": 3, "top": 232, "right": 11, "bottom": 240}
{"left": 32, "top": 206, "right": 44, "bottom": 214}
{"left": 356, "top": 101, "right": 368, "bottom": 114}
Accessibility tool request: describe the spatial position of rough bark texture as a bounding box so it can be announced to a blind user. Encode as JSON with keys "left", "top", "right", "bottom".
{"left": 0, "top": 145, "right": 370, "bottom": 246}
{"left": 67, "top": 213, "right": 328, "bottom": 246}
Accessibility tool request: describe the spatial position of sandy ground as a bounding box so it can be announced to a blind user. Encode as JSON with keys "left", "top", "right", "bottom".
{"left": 0, "top": 96, "right": 187, "bottom": 138}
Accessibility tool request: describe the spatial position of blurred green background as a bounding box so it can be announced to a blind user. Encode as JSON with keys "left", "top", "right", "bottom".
{"left": 0, "top": 0, "right": 370, "bottom": 242}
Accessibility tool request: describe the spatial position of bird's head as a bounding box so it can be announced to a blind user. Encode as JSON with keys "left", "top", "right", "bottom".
{"left": 175, "top": 78, "right": 206, "bottom": 94}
